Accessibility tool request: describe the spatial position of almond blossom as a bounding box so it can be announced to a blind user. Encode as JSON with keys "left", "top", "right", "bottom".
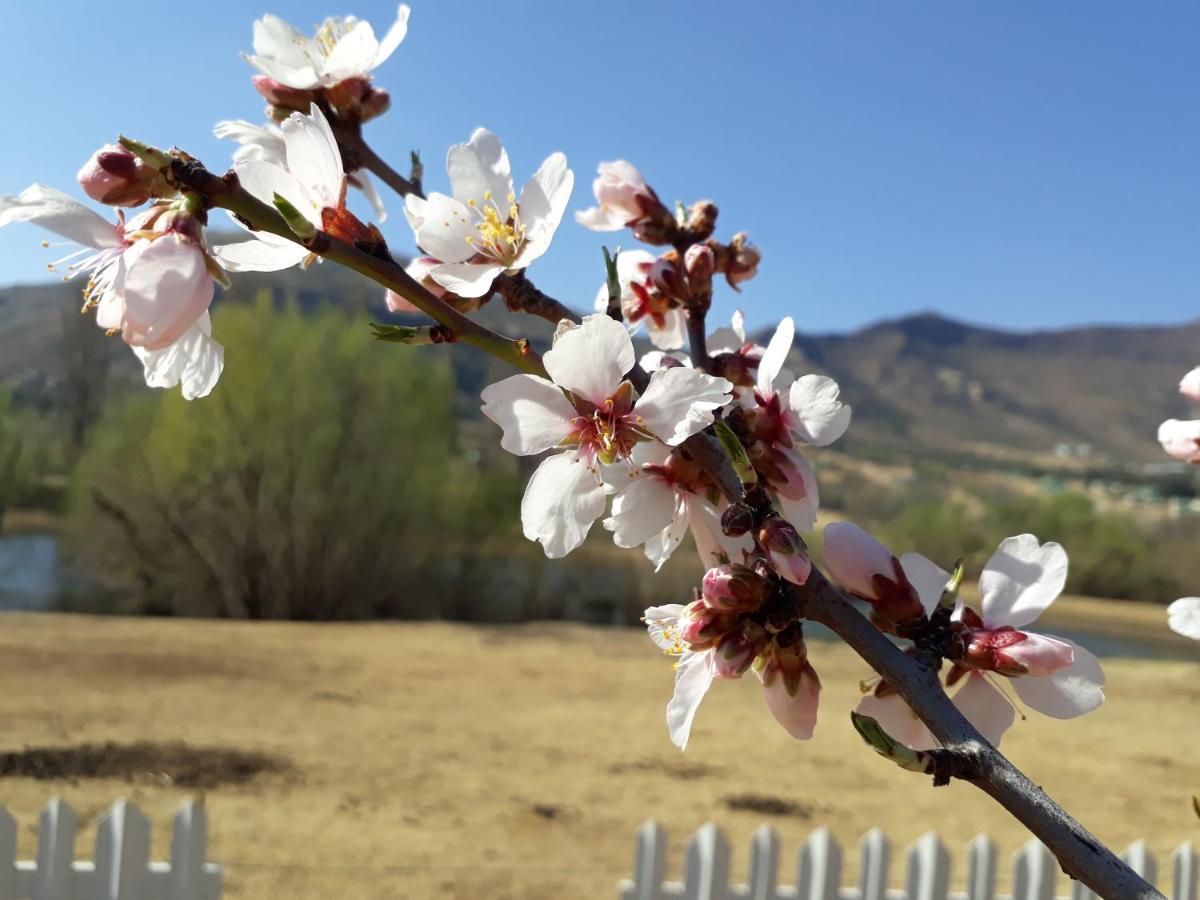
{"left": 0, "top": 185, "right": 223, "bottom": 399}
{"left": 1168, "top": 597, "right": 1200, "bottom": 639}
{"left": 404, "top": 129, "right": 573, "bottom": 297}
{"left": 244, "top": 6, "right": 411, "bottom": 91}
{"left": 480, "top": 314, "right": 731, "bottom": 558}
{"left": 1159, "top": 418, "right": 1200, "bottom": 463}
{"left": 593, "top": 249, "right": 686, "bottom": 350}
{"left": 1180, "top": 367, "right": 1200, "bottom": 402}
{"left": 575, "top": 160, "right": 667, "bottom": 232}
{"left": 846, "top": 530, "right": 1105, "bottom": 749}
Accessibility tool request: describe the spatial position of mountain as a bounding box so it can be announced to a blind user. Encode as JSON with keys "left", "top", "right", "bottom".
{"left": 1, "top": 263, "right": 1194, "bottom": 465}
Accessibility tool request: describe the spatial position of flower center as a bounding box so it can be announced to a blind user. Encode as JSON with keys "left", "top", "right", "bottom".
{"left": 463, "top": 191, "right": 526, "bottom": 265}
{"left": 311, "top": 19, "right": 355, "bottom": 60}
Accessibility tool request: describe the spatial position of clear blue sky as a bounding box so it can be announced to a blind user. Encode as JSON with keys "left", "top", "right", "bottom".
{"left": 1, "top": 1, "right": 1196, "bottom": 334}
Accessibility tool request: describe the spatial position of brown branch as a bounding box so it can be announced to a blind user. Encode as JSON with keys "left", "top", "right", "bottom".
{"left": 492, "top": 272, "right": 580, "bottom": 326}
{"left": 330, "top": 120, "right": 424, "bottom": 199}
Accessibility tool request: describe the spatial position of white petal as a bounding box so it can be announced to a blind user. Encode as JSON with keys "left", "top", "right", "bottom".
{"left": 211, "top": 236, "right": 308, "bottom": 273}
{"left": 643, "top": 603, "right": 686, "bottom": 651}
{"left": 855, "top": 692, "right": 936, "bottom": 751}
{"left": 514, "top": 152, "right": 573, "bottom": 268}
{"left": 411, "top": 192, "right": 476, "bottom": 264}
{"left": 757, "top": 317, "right": 794, "bottom": 397}
{"left": 233, "top": 160, "right": 321, "bottom": 227}
{"left": 427, "top": 261, "right": 505, "bottom": 298}
{"left": 247, "top": 16, "right": 321, "bottom": 88}
{"left": 321, "top": 21, "right": 378, "bottom": 82}
{"left": 480, "top": 374, "right": 576, "bottom": 456}
{"left": 667, "top": 651, "right": 715, "bottom": 750}
{"left": 574, "top": 206, "right": 625, "bottom": 231}
{"left": 635, "top": 368, "right": 732, "bottom": 446}
{"left": 120, "top": 236, "right": 214, "bottom": 351}
{"left": 979, "top": 535, "right": 1068, "bottom": 628}
{"left": 520, "top": 452, "right": 606, "bottom": 558}
{"left": 604, "top": 475, "right": 679, "bottom": 550}
{"left": 952, "top": 673, "right": 1016, "bottom": 747}
{"left": 1011, "top": 638, "right": 1105, "bottom": 719}
{"left": 787, "top": 375, "right": 852, "bottom": 446}
{"left": 898, "top": 553, "right": 952, "bottom": 616}
{"left": 542, "top": 313, "right": 634, "bottom": 406}
{"left": 352, "top": 169, "right": 387, "bottom": 223}
{"left": 446, "top": 128, "right": 514, "bottom": 206}
{"left": 132, "top": 313, "right": 224, "bottom": 400}
{"left": 0, "top": 184, "right": 121, "bottom": 249}
{"left": 372, "top": 4, "right": 411, "bottom": 68}
{"left": 647, "top": 308, "right": 687, "bottom": 351}
{"left": 283, "top": 105, "right": 344, "bottom": 209}
{"left": 645, "top": 497, "right": 690, "bottom": 571}
{"left": 1167, "top": 597, "right": 1200, "bottom": 639}
{"left": 640, "top": 350, "right": 693, "bottom": 372}
{"left": 214, "top": 120, "right": 287, "bottom": 165}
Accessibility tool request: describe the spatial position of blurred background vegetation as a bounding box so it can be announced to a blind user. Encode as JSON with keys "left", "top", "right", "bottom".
{"left": 2, "top": 262, "right": 1199, "bottom": 622}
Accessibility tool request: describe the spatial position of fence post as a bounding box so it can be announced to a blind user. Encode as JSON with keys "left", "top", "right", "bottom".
{"left": 966, "top": 834, "right": 996, "bottom": 900}
{"left": 796, "top": 827, "right": 841, "bottom": 900}
{"left": 1012, "top": 840, "right": 1056, "bottom": 900}
{"left": 93, "top": 800, "right": 151, "bottom": 900}
{"left": 620, "top": 821, "right": 668, "bottom": 900}
{"left": 858, "top": 828, "right": 890, "bottom": 900}
{"left": 33, "top": 798, "right": 76, "bottom": 900}
{"left": 905, "top": 833, "right": 950, "bottom": 900}
{"left": 0, "top": 807, "right": 16, "bottom": 900}
{"left": 1174, "top": 842, "right": 1198, "bottom": 900}
{"left": 1120, "top": 841, "right": 1157, "bottom": 887}
{"left": 170, "top": 801, "right": 221, "bottom": 900}
{"left": 683, "top": 823, "right": 730, "bottom": 900}
{"left": 747, "top": 826, "right": 779, "bottom": 900}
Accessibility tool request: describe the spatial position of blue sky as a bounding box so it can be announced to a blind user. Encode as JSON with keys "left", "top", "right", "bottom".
{"left": 0, "top": 1, "right": 1196, "bottom": 334}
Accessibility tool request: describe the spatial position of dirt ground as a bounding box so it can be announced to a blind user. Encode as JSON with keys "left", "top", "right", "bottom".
{"left": 0, "top": 604, "right": 1194, "bottom": 899}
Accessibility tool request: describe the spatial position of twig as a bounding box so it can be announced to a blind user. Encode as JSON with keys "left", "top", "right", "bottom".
{"left": 330, "top": 120, "right": 424, "bottom": 200}
{"left": 492, "top": 272, "right": 579, "bottom": 326}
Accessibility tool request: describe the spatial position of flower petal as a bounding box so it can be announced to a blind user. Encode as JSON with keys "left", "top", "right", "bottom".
{"left": 446, "top": 128, "right": 514, "bottom": 206}
{"left": 373, "top": 3, "right": 411, "bottom": 68}
{"left": 480, "top": 374, "right": 576, "bottom": 456}
{"left": 321, "top": 21, "right": 379, "bottom": 83}
{"left": 689, "top": 497, "right": 754, "bottom": 569}
{"left": 763, "top": 664, "right": 821, "bottom": 740}
{"left": 604, "top": 474, "right": 678, "bottom": 551}
{"left": 283, "top": 105, "right": 344, "bottom": 210}
{"left": 644, "top": 497, "right": 689, "bottom": 571}
{"left": 542, "top": 313, "right": 634, "bottom": 406}
{"left": 1011, "top": 638, "right": 1105, "bottom": 719}
{"left": 514, "top": 152, "right": 573, "bottom": 268}
{"left": 952, "top": 673, "right": 1016, "bottom": 747}
{"left": 520, "top": 451, "right": 605, "bottom": 558}
{"left": 428, "top": 261, "right": 505, "bottom": 298}
{"left": 410, "top": 192, "right": 476, "bottom": 264}
{"left": 978, "top": 534, "right": 1068, "bottom": 629}
{"left": 635, "top": 368, "right": 732, "bottom": 446}
{"left": 211, "top": 235, "right": 308, "bottom": 273}
{"left": 855, "top": 692, "right": 936, "bottom": 751}
{"left": 787, "top": 375, "right": 851, "bottom": 446}
{"left": 757, "top": 317, "right": 794, "bottom": 397}
{"left": 233, "top": 160, "right": 320, "bottom": 227}
{"left": 120, "top": 236, "right": 214, "bottom": 351}
{"left": 0, "top": 184, "right": 121, "bottom": 249}
{"left": 643, "top": 604, "right": 686, "bottom": 651}
{"left": 132, "top": 312, "right": 224, "bottom": 400}
{"left": 1167, "top": 597, "right": 1200, "bottom": 639}
{"left": 898, "top": 552, "right": 952, "bottom": 615}
{"left": 647, "top": 308, "right": 687, "bottom": 351}
{"left": 667, "top": 650, "right": 715, "bottom": 750}
{"left": 574, "top": 205, "right": 625, "bottom": 231}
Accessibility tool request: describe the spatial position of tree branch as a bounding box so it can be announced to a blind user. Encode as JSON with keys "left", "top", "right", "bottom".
{"left": 331, "top": 120, "right": 424, "bottom": 199}
{"left": 493, "top": 272, "right": 579, "bottom": 326}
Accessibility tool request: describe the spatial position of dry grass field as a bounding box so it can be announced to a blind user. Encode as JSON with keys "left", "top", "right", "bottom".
{"left": 0, "top": 604, "right": 1193, "bottom": 898}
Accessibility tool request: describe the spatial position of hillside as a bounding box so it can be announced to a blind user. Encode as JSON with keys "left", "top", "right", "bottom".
{"left": 2, "top": 263, "right": 1196, "bottom": 465}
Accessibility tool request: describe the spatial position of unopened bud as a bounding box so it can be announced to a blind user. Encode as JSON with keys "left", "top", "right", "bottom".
{"left": 78, "top": 145, "right": 155, "bottom": 206}
{"left": 684, "top": 243, "right": 715, "bottom": 297}
{"left": 648, "top": 256, "right": 684, "bottom": 299}
{"left": 702, "top": 563, "right": 770, "bottom": 612}
{"left": 360, "top": 87, "right": 392, "bottom": 123}
{"left": 252, "top": 75, "right": 318, "bottom": 113}
{"left": 720, "top": 502, "right": 756, "bottom": 537}
{"left": 722, "top": 232, "right": 761, "bottom": 291}
{"left": 760, "top": 635, "right": 821, "bottom": 739}
{"left": 685, "top": 200, "right": 718, "bottom": 241}
{"left": 822, "top": 521, "right": 925, "bottom": 627}
{"left": 713, "top": 620, "right": 769, "bottom": 679}
{"left": 678, "top": 599, "right": 739, "bottom": 649}
{"left": 760, "top": 519, "right": 810, "bottom": 585}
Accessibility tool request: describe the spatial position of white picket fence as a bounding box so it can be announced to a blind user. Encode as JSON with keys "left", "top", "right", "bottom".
{"left": 619, "top": 821, "right": 1198, "bottom": 900}
{"left": 0, "top": 797, "right": 221, "bottom": 899}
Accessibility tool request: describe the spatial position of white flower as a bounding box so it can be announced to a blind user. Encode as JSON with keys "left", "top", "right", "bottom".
{"left": 212, "top": 105, "right": 346, "bottom": 274}
{"left": 1180, "top": 367, "right": 1200, "bottom": 402}
{"left": 480, "top": 314, "right": 732, "bottom": 558}
{"left": 603, "top": 442, "right": 753, "bottom": 571}
{"left": 592, "top": 249, "right": 685, "bottom": 350}
{"left": 215, "top": 118, "right": 386, "bottom": 223}
{"left": 244, "top": 5, "right": 411, "bottom": 90}
{"left": 857, "top": 535, "right": 1105, "bottom": 749}
{"left": 1158, "top": 419, "right": 1200, "bottom": 464}
{"left": 404, "top": 128, "right": 573, "bottom": 298}
{"left": 575, "top": 160, "right": 658, "bottom": 232}
{"left": 1168, "top": 597, "right": 1200, "bottom": 640}
{"left": 643, "top": 604, "right": 716, "bottom": 750}
{"left": 751, "top": 317, "right": 852, "bottom": 447}
{"left": 0, "top": 186, "right": 223, "bottom": 399}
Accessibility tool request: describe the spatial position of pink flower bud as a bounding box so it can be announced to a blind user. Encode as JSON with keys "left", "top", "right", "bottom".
{"left": 760, "top": 638, "right": 821, "bottom": 740}
{"left": 702, "top": 564, "right": 770, "bottom": 612}
{"left": 589, "top": 161, "right": 661, "bottom": 228}
{"left": 760, "top": 519, "right": 811, "bottom": 586}
{"left": 76, "top": 144, "right": 168, "bottom": 207}
{"left": 1158, "top": 419, "right": 1200, "bottom": 463}
{"left": 648, "top": 257, "right": 684, "bottom": 298}
{"left": 252, "top": 75, "right": 318, "bottom": 112}
{"left": 724, "top": 232, "right": 761, "bottom": 291}
{"left": 1181, "top": 367, "right": 1200, "bottom": 402}
{"left": 678, "top": 599, "right": 738, "bottom": 649}
{"left": 713, "top": 620, "right": 769, "bottom": 679}
{"left": 360, "top": 87, "right": 392, "bottom": 123}
{"left": 684, "top": 244, "right": 715, "bottom": 296}
{"left": 821, "top": 522, "right": 895, "bottom": 599}
{"left": 965, "top": 628, "right": 1074, "bottom": 677}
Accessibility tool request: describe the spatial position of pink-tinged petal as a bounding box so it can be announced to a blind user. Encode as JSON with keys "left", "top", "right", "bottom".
{"left": 0, "top": 184, "right": 121, "bottom": 249}
{"left": 978, "top": 534, "right": 1067, "bottom": 629}
{"left": 372, "top": 4, "right": 411, "bottom": 68}
{"left": 756, "top": 317, "right": 794, "bottom": 397}
{"left": 411, "top": 192, "right": 476, "bottom": 265}
{"left": 898, "top": 552, "right": 952, "bottom": 615}
{"left": 762, "top": 663, "right": 820, "bottom": 740}
{"left": 667, "top": 650, "right": 715, "bottom": 750}
{"left": 321, "top": 21, "right": 378, "bottom": 82}
{"left": 635, "top": 368, "right": 733, "bottom": 446}
{"left": 1180, "top": 368, "right": 1200, "bottom": 402}
{"left": 282, "top": 105, "right": 344, "bottom": 209}
{"left": 604, "top": 475, "right": 678, "bottom": 551}
{"left": 520, "top": 451, "right": 605, "bottom": 558}
{"left": 427, "top": 261, "right": 505, "bottom": 298}
{"left": 999, "top": 631, "right": 1074, "bottom": 676}
{"left": 1168, "top": 597, "right": 1200, "bottom": 639}
{"left": 131, "top": 312, "right": 223, "bottom": 400}
{"left": 515, "top": 152, "right": 573, "bottom": 268}
{"left": 689, "top": 498, "right": 754, "bottom": 569}
{"left": 774, "top": 447, "right": 818, "bottom": 525}
{"left": 446, "top": 128, "right": 514, "bottom": 207}
{"left": 787, "top": 375, "right": 851, "bottom": 446}
{"left": 647, "top": 308, "right": 687, "bottom": 351}
{"left": 1159, "top": 419, "right": 1200, "bottom": 463}
{"left": 480, "top": 374, "right": 576, "bottom": 456}
{"left": 822, "top": 521, "right": 896, "bottom": 599}
{"left": 543, "top": 314, "right": 634, "bottom": 406}
{"left": 211, "top": 235, "right": 308, "bottom": 273}
{"left": 855, "top": 693, "right": 936, "bottom": 751}
{"left": 1010, "top": 638, "right": 1105, "bottom": 719}
{"left": 120, "top": 236, "right": 214, "bottom": 351}
{"left": 643, "top": 604, "right": 686, "bottom": 651}
{"left": 232, "top": 160, "right": 320, "bottom": 227}
{"left": 952, "top": 673, "right": 1016, "bottom": 747}
{"left": 574, "top": 206, "right": 625, "bottom": 231}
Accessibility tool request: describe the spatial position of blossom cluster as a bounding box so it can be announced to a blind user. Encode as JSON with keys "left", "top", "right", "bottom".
{"left": 1157, "top": 366, "right": 1200, "bottom": 641}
